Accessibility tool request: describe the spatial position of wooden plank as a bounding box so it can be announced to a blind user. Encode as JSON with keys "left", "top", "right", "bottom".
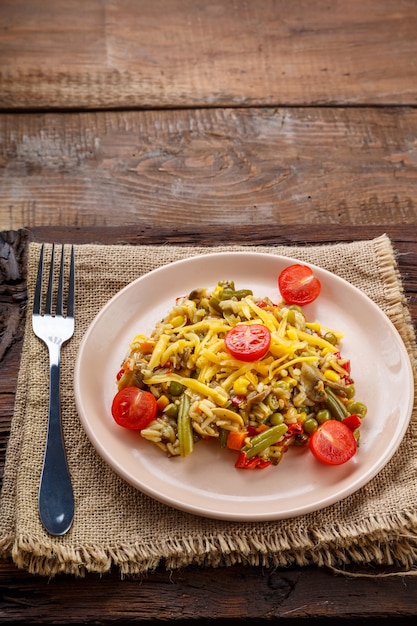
{"left": 1, "top": 562, "right": 417, "bottom": 622}
{"left": 1, "top": 0, "right": 417, "bottom": 109}
{"left": 1, "top": 107, "right": 417, "bottom": 231}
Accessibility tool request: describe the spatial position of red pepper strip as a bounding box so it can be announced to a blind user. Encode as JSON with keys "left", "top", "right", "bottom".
{"left": 116, "top": 368, "right": 125, "bottom": 381}
{"left": 235, "top": 451, "right": 272, "bottom": 469}
{"left": 342, "top": 414, "right": 362, "bottom": 431}
{"left": 235, "top": 452, "right": 259, "bottom": 468}
{"left": 246, "top": 424, "right": 270, "bottom": 437}
{"left": 231, "top": 395, "right": 246, "bottom": 407}
{"left": 235, "top": 451, "right": 248, "bottom": 468}
{"left": 284, "top": 422, "right": 304, "bottom": 438}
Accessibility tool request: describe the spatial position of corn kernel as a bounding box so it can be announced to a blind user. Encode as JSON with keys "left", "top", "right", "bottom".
{"left": 233, "top": 377, "right": 250, "bottom": 395}
{"left": 323, "top": 369, "right": 340, "bottom": 383}
{"left": 171, "top": 315, "right": 185, "bottom": 328}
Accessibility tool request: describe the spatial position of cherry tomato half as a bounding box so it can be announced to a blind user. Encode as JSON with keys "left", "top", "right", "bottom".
{"left": 278, "top": 264, "right": 321, "bottom": 306}
{"left": 309, "top": 419, "right": 357, "bottom": 465}
{"left": 111, "top": 386, "right": 157, "bottom": 431}
{"left": 225, "top": 323, "right": 271, "bottom": 362}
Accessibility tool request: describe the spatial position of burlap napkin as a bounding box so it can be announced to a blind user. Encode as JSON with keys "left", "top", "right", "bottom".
{"left": 1, "top": 235, "right": 417, "bottom": 577}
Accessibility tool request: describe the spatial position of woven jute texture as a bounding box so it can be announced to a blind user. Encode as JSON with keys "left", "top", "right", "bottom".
{"left": 1, "top": 235, "right": 417, "bottom": 577}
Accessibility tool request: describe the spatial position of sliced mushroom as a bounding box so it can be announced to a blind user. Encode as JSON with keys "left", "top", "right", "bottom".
{"left": 300, "top": 362, "right": 348, "bottom": 404}
{"left": 240, "top": 388, "right": 270, "bottom": 419}
{"left": 300, "top": 363, "right": 327, "bottom": 402}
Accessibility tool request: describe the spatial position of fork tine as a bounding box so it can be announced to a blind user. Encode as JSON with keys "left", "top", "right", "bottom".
{"left": 67, "top": 245, "right": 75, "bottom": 319}
{"left": 45, "top": 243, "right": 55, "bottom": 316}
{"left": 33, "top": 243, "right": 45, "bottom": 316}
{"left": 56, "top": 245, "right": 65, "bottom": 316}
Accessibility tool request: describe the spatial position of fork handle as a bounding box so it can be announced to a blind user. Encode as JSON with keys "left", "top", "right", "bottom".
{"left": 38, "top": 351, "right": 74, "bottom": 536}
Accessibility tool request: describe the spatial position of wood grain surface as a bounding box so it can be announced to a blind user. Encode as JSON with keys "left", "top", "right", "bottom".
{"left": 1, "top": 107, "right": 417, "bottom": 231}
{"left": 1, "top": 0, "right": 417, "bottom": 110}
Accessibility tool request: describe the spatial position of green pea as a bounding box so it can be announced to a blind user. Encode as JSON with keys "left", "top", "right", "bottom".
{"left": 347, "top": 401, "right": 367, "bottom": 418}
{"left": 169, "top": 381, "right": 184, "bottom": 396}
{"left": 303, "top": 417, "right": 318, "bottom": 434}
{"left": 163, "top": 403, "right": 178, "bottom": 419}
{"left": 316, "top": 409, "right": 331, "bottom": 424}
{"left": 270, "top": 412, "right": 284, "bottom": 425}
{"left": 287, "top": 305, "right": 304, "bottom": 324}
{"left": 323, "top": 332, "right": 337, "bottom": 345}
{"left": 345, "top": 384, "right": 355, "bottom": 399}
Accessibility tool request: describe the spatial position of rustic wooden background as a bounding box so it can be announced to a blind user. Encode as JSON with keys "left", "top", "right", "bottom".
{"left": 2, "top": 0, "right": 417, "bottom": 622}
{"left": 1, "top": 0, "right": 417, "bottom": 232}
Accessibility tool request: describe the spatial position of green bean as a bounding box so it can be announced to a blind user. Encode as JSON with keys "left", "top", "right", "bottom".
{"left": 244, "top": 424, "right": 287, "bottom": 459}
{"left": 219, "top": 428, "right": 228, "bottom": 449}
{"left": 209, "top": 288, "right": 253, "bottom": 311}
{"left": 208, "top": 296, "right": 222, "bottom": 313}
{"left": 324, "top": 386, "right": 349, "bottom": 420}
{"left": 267, "top": 392, "right": 280, "bottom": 411}
{"left": 178, "top": 393, "right": 193, "bottom": 458}
{"left": 232, "top": 289, "right": 253, "bottom": 300}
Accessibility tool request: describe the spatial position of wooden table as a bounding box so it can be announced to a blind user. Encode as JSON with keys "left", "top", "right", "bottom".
{"left": 2, "top": 1, "right": 417, "bottom": 622}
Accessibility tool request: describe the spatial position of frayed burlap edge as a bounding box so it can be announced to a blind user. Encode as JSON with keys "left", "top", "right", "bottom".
{"left": 10, "top": 509, "right": 417, "bottom": 577}
{"left": 2, "top": 235, "right": 417, "bottom": 579}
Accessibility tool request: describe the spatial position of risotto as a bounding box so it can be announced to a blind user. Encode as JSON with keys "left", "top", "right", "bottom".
{"left": 112, "top": 280, "right": 366, "bottom": 468}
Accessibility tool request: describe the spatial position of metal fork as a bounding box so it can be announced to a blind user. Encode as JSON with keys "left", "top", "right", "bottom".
{"left": 32, "top": 243, "right": 75, "bottom": 536}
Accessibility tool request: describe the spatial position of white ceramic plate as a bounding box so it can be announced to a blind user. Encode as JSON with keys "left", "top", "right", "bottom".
{"left": 74, "top": 252, "right": 414, "bottom": 521}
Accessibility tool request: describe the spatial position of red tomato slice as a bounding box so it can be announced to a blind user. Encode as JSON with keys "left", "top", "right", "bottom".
{"left": 278, "top": 264, "right": 321, "bottom": 305}
{"left": 111, "top": 386, "right": 157, "bottom": 431}
{"left": 225, "top": 324, "right": 271, "bottom": 362}
{"left": 309, "top": 420, "right": 357, "bottom": 465}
